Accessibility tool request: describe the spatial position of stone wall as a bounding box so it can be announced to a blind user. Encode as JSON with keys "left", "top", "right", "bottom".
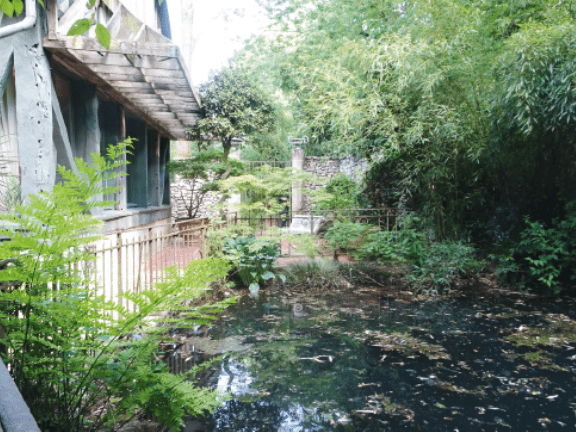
{"left": 170, "top": 174, "right": 221, "bottom": 220}
{"left": 170, "top": 150, "right": 370, "bottom": 218}
{"left": 299, "top": 155, "right": 369, "bottom": 211}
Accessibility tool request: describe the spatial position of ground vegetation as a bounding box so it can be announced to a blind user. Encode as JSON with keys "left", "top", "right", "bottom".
{"left": 0, "top": 142, "right": 235, "bottom": 431}
{"left": 232, "top": 0, "right": 576, "bottom": 293}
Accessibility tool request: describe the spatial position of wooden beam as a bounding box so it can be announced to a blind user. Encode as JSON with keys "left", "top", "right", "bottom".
{"left": 113, "top": 86, "right": 157, "bottom": 95}
{"left": 151, "top": 112, "right": 178, "bottom": 120}
{"left": 154, "top": 89, "right": 195, "bottom": 98}
{"left": 44, "top": 36, "right": 180, "bottom": 58}
{"left": 89, "top": 64, "right": 187, "bottom": 78}
{"left": 80, "top": 52, "right": 181, "bottom": 70}
{"left": 46, "top": 0, "right": 58, "bottom": 39}
{"left": 49, "top": 51, "right": 175, "bottom": 139}
{"left": 58, "top": 0, "right": 89, "bottom": 36}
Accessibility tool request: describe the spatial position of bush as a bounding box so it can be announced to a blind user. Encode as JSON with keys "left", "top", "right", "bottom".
{"left": 0, "top": 142, "right": 234, "bottom": 432}
{"left": 221, "top": 235, "right": 285, "bottom": 293}
{"left": 512, "top": 201, "right": 576, "bottom": 293}
{"left": 282, "top": 258, "right": 343, "bottom": 290}
{"left": 324, "top": 221, "right": 373, "bottom": 252}
{"left": 320, "top": 173, "right": 363, "bottom": 210}
{"left": 407, "top": 240, "right": 482, "bottom": 293}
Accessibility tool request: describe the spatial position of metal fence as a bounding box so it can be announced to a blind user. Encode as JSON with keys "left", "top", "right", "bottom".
{"left": 90, "top": 208, "right": 402, "bottom": 307}
{"left": 93, "top": 220, "right": 211, "bottom": 312}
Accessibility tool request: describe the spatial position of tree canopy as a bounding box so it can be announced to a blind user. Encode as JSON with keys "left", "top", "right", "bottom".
{"left": 235, "top": 0, "right": 576, "bottom": 241}
{"left": 188, "top": 66, "right": 277, "bottom": 178}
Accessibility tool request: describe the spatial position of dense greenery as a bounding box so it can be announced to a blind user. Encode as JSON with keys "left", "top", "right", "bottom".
{"left": 188, "top": 66, "right": 277, "bottom": 182}
{"left": 0, "top": 142, "right": 233, "bottom": 431}
{"left": 221, "top": 235, "right": 285, "bottom": 293}
{"left": 324, "top": 218, "right": 481, "bottom": 293}
{"left": 168, "top": 146, "right": 245, "bottom": 219}
{"left": 232, "top": 0, "right": 576, "bottom": 292}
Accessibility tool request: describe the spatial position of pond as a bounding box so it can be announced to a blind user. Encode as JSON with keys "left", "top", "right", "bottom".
{"left": 167, "top": 285, "right": 576, "bottom": 431}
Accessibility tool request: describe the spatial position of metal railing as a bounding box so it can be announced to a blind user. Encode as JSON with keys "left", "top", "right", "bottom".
{"left": 93, "top": 220, "right": 212, "bottom": 312}
{"left": 90, "top": 208, "right": 401, "bottom": 307}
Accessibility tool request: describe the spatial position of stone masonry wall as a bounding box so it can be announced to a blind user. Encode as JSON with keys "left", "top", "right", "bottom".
{"left": 171, "top": 174, "right": 221, "bottom": 220}
{"left": 300, "top": 155, "right": 369, "bottom": 211}
{"left": 170, "top": 152, "right": 369, "bottom": 219}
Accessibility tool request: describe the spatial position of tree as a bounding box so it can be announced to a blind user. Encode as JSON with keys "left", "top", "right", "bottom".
{"left": 188, "top": 65, "right": 277, "bottom": 181}
{"left": 237, "top": 0, "right": 576, "bottom": 242}
{"left": 168, "top": 146, "right": 244, "bottom": 219}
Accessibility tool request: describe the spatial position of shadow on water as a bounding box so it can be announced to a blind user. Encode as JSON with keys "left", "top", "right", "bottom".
{"left": 168, "top": 287, "right": 576, "bottom": 431}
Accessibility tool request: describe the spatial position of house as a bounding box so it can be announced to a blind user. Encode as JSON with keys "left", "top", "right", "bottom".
{"left": 0, "top": 0, "right": 200, "bottom": 231}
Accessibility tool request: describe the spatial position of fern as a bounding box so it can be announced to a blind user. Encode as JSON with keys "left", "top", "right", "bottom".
{"left": 0, "top": 140, "right": 234, "bottom": 432}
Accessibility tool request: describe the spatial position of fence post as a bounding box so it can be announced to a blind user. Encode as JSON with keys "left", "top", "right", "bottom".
{"left": 117, "top": 233, "right": 122, "bottom": 310}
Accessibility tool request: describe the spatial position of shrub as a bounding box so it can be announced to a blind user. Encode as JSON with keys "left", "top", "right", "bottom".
{"left": 513, "top": 201, "right": 576, "bottom": 293}
{"left": 407, "top": 241, "right": 482, "bottom": 293}
{"left": 341, "top": 262, "right": 393, "bottom": 286}
{"left": 0, "top": 142, "right": 234, "bottom": 432}
{"left": 324, "top": 221, "right": 373, "bottom": 252}
{"left": 320, "top": 173, "right": 363, "bottom": 210}
{"left": 282, "top": 258, "right": 343, "bottom": 290}
{"left": 221, "top": 235, "right": 285, "bottom": 293}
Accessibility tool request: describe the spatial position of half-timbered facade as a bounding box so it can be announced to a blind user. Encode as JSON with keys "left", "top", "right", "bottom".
{"left": 0, "top": 0, "right": 199, "bottom": 231}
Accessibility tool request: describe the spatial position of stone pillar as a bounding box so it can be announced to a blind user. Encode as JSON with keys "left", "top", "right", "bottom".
{"left": 291, "top": 147, "right": 305, "bottom": 214}
{"left": 227, "top": 141, "right": 242, "bottom": 214}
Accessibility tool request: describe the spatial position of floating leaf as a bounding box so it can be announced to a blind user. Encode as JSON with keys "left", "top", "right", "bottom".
{"left": 249, "top": 282, "right": 260, "bottom": 293}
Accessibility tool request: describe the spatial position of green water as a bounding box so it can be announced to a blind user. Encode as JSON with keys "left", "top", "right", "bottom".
{"left": 170, "top": 287, "right": 576, "bottom": 431}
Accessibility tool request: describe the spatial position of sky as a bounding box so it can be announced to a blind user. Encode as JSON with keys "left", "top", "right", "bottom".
{"left": 167, "top": 0, "right": 270, "bottom": 85}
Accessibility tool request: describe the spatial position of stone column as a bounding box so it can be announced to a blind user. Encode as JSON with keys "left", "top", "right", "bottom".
{"left": 227, "top": 141, "right": 242, "bottom": 215}
{"left": 291, "top": 147, "right": 305, "bottom": 214}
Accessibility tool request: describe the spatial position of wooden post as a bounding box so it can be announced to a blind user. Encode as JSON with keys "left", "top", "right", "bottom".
{"left": 46, "top": 0, "right": 58, "bottom": 39}
{"left": 116, "top": 107, "right": 127, "bottom": 211}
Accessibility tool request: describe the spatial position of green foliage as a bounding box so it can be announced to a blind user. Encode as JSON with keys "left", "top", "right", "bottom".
{"left": 237, "top": 0, "right": 576, "bottom": 244}
{"left": 355, "top": 230, "right": 408, "bottom": 264}
{"left": 282, "top": 258, "right": 342, "bottom": 290}
{"left": 323, "top": 221, "right": 373, "bottom": 252}
{"left": 221, "top": 235, "right": 284, "bottom": 293}
{"left": 189, "top": 66, "right": 277, "bottom": 180}
{"left": 168, "top": 146, "right": 245, "bottom": 219}
{"left": 0, "top": 141, "right": 233, "bottom": 431}
{"left": 318, "top": 173, "right": 363, "bottom": 211}
{"left": 407, "top": 240, "right": 482, "bottom": 294}
{"left": 513, "top": 201, "right": 576, "bottom": 293}
{"left": 0, "top": 174, "right": 21, "bottom": 212}
{"left": 325, "top": 215, "right": 480, "bottom": 293}
{"left": 215, "top": 164, "right": 319, "bottom": 219}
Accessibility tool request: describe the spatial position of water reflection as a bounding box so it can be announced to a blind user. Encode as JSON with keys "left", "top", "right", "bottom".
{"left": 175, "top": 288, "right": 576, "bottom": 431}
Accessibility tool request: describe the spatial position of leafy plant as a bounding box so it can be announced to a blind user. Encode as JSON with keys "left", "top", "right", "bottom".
{"left": 355, "top": 230, "right": 408, "bottom": 263}
{"left": 188, "top": 66, "right": 277, "bottom": 184}
{"left": 168, "top": 146, "right": 245, "bottom": 219}
{"left": 318, "top": 173, "right": 363, "bottom": 211}
{"left": 0, "top": 141, "right": 234, "bottom": 431}
{"left": 323, "top": 221, "right": 373, "bottom": 252}
{"left": 221, "top": 235, "right": 284, "bottom": 293}
{"left": 407, "top": 241, "right": 482, "bottom": 293}
{"left": 282, "top": 258, "right": 343, "bottom": 290}
{"left": 514, "top": 201, "right": 576, "bottom": 293}
{"left": 215, "top": 164, "right": 319, "bottom": 221}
